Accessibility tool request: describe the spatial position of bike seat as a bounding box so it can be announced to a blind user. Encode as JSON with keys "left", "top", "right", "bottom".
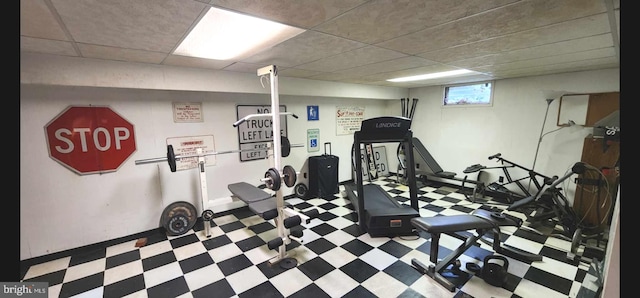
{"left": 464, "top": 164, "right": 486, "bottom": 173}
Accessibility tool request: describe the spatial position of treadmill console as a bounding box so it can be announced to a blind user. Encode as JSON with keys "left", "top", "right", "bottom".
{"left": 359, "top": 116, "right": 411, "bottom": 133}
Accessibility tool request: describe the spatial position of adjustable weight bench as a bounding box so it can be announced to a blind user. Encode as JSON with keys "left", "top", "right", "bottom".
{"left": 410, "top": 208, "right": 542, "bottom": 292}
{"left": 228, "top": 182, "right": 289, "bottom": 220}
{"left": 228, "top": 182, "right": 318, "bottom": 223}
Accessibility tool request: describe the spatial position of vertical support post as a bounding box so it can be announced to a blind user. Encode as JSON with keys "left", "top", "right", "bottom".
{"left": 259, "top": 65, "right": 290, "bottom": 264}
{"left": 270, "top": 66, "right": 287, "bottom": 261}
{"left": 197, "top": 148, "right": 212, "bottom": 237}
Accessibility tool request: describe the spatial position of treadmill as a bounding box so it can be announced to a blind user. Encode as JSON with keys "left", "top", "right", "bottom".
{"left": 344, "top": 116, "right": 420, "bottom": 237}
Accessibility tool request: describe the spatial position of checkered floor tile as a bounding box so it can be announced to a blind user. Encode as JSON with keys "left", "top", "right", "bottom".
{"left": 20, "top": 177, "right": 608, "bottom": 297}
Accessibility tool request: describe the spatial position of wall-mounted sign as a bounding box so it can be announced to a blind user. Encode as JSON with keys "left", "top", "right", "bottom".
{"left": 307, "top": 105, "right": 319, "bottom": 121}
{"left": 236, "top": 105, "right": 287, "bottom": 162}
{"left": 166, "top": 135, "right": 216, "bottom": 171}
{"left": 336, "top": 106, "right": 365, "bottom": 135}
{"left": 44, "top": 105, "right": 137, "bottom": 175}
{"left": 173, "top": 102, "right": 203, "bottom": 123}
{"left": 307, "top": 129, "right": 320, "bottom": 152}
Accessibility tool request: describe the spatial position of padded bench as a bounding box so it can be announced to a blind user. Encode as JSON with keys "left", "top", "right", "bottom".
{"left": 410, "top": 208, "right": 542, "bottom": 292}
{"left": 228, "top": 182, "right": 290, "bottom": 220}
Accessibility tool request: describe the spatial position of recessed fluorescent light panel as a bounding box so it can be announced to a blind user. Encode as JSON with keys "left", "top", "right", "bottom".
{"left": 387, "top": 69, "right": 474, "bottom": 82}
{"left": 174, "top": 7, "right": 305, "bottom": 60}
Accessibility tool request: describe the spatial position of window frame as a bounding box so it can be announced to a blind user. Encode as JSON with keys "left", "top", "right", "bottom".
{"left": 442, "top": 80, "right": 495, "bottom": 107}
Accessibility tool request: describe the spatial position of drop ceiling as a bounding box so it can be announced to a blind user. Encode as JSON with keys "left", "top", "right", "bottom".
{"left": 20, "top": 0, "right": 620, "bottom": 89}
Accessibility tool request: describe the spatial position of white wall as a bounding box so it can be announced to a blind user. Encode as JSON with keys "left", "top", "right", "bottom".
{"left": 385, "top": 69, "right": 620, "bottom": 203}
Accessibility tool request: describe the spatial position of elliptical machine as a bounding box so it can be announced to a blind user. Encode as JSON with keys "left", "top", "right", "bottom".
{"left": 507, "top": 162, "right": 605, "bottom": 260}
{"left": 508, "top": 162, "right": 584, "bottom": 237}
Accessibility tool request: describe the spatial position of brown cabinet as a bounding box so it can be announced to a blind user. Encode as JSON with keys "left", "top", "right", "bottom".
{"left": 573, "top": 136, "right": 619, "bottom": 227}
{"left": 557, "top": 92, "right": 619, "bottom": 127}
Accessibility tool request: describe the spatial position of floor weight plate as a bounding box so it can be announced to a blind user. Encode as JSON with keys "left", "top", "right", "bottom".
{"left": 160, "top": 201, "right": 197, "bottom": 236}
{"left": 294, "top": 183, "right": 308, "bottom": 198}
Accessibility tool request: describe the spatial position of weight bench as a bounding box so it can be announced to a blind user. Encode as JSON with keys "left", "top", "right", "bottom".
{"left": 412, "top": 137, "right": 456, "bottom": 179}
{"left": 228, "top": 182, "right": 290, "bottom": 220}
{"left": 410, "top": 208, "right": 542, "bottom": 292}
{"left": 411, "top": 138, "right": 485, "bottom": 202}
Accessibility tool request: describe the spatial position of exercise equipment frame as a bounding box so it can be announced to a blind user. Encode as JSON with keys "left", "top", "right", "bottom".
{"left": 345, "top": 116, "right": 420, "bottom": 237}
{"left": 410, "top": 208, "right": 542, "bottom": 292}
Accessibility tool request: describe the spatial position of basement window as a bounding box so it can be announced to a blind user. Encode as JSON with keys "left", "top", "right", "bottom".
{"left": 443, "top": 81, "right": 494, "bottom": 106}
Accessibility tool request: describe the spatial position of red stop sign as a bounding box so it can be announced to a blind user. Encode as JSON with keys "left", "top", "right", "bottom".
{"left": 45, "top": 106, "right": 137, "bottom": 175}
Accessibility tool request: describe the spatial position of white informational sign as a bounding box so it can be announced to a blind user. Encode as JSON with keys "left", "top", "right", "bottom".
{"left": 173, "top": 102, "right": 203, "bottom": 123}
{"left": 166, "top": 135, "right": 216, "bottom": 171}
{"left": 307, "top": 129, "right": 320, "bottom": 152}
{"left": 236, "top": 105, "right": 287, "bottom": 162}
{"left": 354, "top": 146, "right": 389, "bottom": 181}
{"left": 336, "top": 106, "right": 365, "bottom": 135}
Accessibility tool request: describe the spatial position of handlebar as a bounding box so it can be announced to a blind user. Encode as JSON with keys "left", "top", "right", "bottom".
{"left": 233, "top": 112, "right": 298, "bottom": 127}
{"left": 544, "top": 175, "right": 559, "bottom": 185}
{"left": 507, "top": 162, "right": 586, "bottom": 211}
{"left": 488, "top": 153, "right": 502, "bottom": 160}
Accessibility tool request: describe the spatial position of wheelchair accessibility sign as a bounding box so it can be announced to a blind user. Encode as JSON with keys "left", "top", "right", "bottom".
{"left": 307, "top": 128, "right": 320, "bottom": 152}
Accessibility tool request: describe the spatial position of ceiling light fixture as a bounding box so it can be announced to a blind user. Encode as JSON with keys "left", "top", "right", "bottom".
{"left": 173, "top": 7, "right": 305, "bottom": 60}
{"left": 387, "top": 69, "right": 474, "bottom": 82}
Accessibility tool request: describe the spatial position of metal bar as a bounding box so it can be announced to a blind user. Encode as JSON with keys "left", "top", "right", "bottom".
{"left": 135, "top": 143, "right": 303, "bottom": 165}
{"left": 233, "top": 112, "right": 297, "bottom": 127}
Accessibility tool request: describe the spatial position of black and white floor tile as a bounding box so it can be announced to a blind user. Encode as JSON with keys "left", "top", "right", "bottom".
{"left": 20, "top": 178, "right": 607, "bottom": 297}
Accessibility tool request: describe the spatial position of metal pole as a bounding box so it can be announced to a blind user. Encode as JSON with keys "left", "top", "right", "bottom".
{"left": 530, "top": 98, "right": 554, "bottom": 189}
{"left": 135, "top": 144, "right": 303, "bottom": 165}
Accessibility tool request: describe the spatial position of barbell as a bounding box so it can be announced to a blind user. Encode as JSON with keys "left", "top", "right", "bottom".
{"left": 135, "top": 135, "right": 302, "bottom": 172}
{"left": 262, "top": 165, "right": 298, "bottom": 191}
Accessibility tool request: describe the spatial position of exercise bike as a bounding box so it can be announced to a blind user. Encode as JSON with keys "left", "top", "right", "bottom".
{"left": 464, "top": 153, "right": 556, "bottom": 203}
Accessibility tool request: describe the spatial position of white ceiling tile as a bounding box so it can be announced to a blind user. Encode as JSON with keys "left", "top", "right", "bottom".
{"left": 241, "top": 31, "right": 367, "bottom": 67}
{"left": 78, "top": 44, "right": 168, "bottom": 64}
{"left": 377, "top": 0, "right": 608, "bottom": 54}
{"left": 209, "top": 0, "right": 368, "bottom": 28}
{"left": 20, "top": 0, "right": 69, "bottom": 40}
{"left": 295, "top": 46, "right": 407, "bottom": 72}
{"left": 277, "top": 68, "right": 326, "bottom": 78}
{"left": 481, "top": 58, "right": 619, "bottom": 79}
{"left": 419, "top": 14, "right": 612, "bottom": 63}
{"left": 315, "top": 0, "right": 520, "bottom": 44}
{"left": 222, "top": 62, "right": 267, "bottom": 73}
{"left": 361, "top": 64, "right": 464, "bottom": 82}
{"left": 50, "top": 0, "right": 207, "bottom": 52}
{"left": 162, "top": 55, "right": 234, "bottom": 70}
{"left": 21, "top": 36, "right": 77, "bottom": 56}
{"left": 482, "top": 48, "right": 616, "bottom": 72}
{"left": 336, "top": 56, "right": 438, "bottom": 77}
{"left": 449, "top": 34, "right": 615, "bottom": 69}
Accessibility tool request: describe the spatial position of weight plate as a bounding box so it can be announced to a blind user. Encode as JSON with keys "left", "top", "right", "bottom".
{"left": 167, "top": 214, "right": 190, "bottom": 236}
{"left": 294, "top": 183, "right": 308, "bottom": 198}
{"left": 265, "top": 168, "right": 281, "bottom": 191}
{"left": 167, "top": 145, "right": 177, "bottom": 172}
{"left": 281, "top": 136, "right": 291, "bottom": 157}
{"left": 160, "top": 201, "right": 197, "bottom": 236}
{"left": 202, "top": 209, "right": 215, "bottom": 221}
{"left": 282, "top": 165, "right": 297, "bottom": 187}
